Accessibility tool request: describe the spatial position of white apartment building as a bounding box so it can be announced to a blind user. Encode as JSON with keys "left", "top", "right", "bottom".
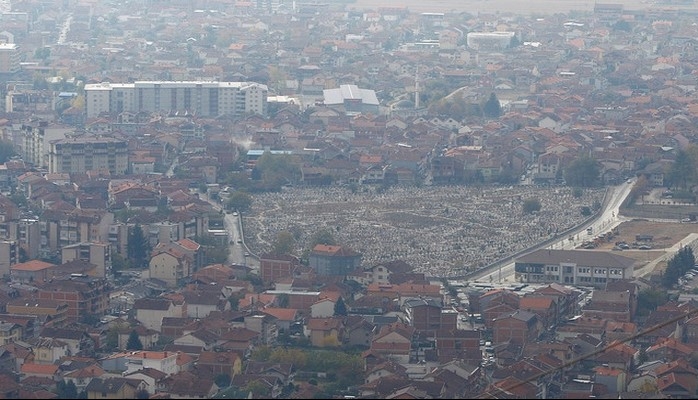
{"left": 84, "top": 80, "right": 268, "bottom": 118}
{"left": 0, "top": 43, "right": 20, "bottom": 74}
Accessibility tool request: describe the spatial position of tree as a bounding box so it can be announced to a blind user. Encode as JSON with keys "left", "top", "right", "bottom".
{"left": 0, "top": 140, "right": 16, "bottom": 164}
{"left": 136, "top": 389, "right": 150, "bottom": 399}
{"left": 228, "top": 293, "right": 242, "bottom": 311}
{"left": 111, "top": 253, "right": 131, "bottom": 275}
{"left": 57, "top": 380, "right": 78, "bottom": 399}
{"left": 194, "top": 235, "right": 229, "bottom": 265}
{"left": 227, "top": 190, "right": 253, "bottom": 212}
{"left": 105, "top": 327, "right": 119, "bottom": 351}
{"left": 564, "top": 156, "right": 601, "bottom": 187}
{"left": 522, "top": 198, "right": 541, "bottom": 214}
{"left": 278, "top": 293, "right": 290, "bottom": 308}
{"left": 637, "top": 287, "right": 669, "bottom": 316}
{"left": 309, "top": 228, "right": 337, "bottom": 247}
{"left": 272, "top": 230, "right": 295, "bottom": 255}
{"left": 482, "top": 92, "right": 502, "bottom": 118}
{"left": 18, "top": 248, "right": 28, "bottom": 263}
{"left": 666, "top": 148, "right": 697, "bottom": 190}
{"left": 245, "top": 380, "right": 271, "bottom": 398}
{"left": 127, "top": 225, "right": 151, "bottom": 268}
{"left": 253, "top": 152, "right": 301, "bottom": 190}
{"left": 334, "top": 296, "right": 347, "bottom": 316}
{"left": 214, "top": 373, "right": 232, "bottom": 388}
{"left": 126, "top": 330, "right": 144, "bottom": 350}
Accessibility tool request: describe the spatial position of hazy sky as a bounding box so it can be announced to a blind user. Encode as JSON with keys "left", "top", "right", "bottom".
{"left": 346, "top": 0, "right": 665, "bottom": 15}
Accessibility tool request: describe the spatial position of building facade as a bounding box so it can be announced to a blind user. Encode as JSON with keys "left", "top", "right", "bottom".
{"left": 61, "top": 242, "right": 111, "bottom": 278}
{"left": 308, "top": 244, "right": 361, "bottom": 276}
{"left": 84, "top": 81, "right": 268, "bottom": 118}
{"left": 259, "top": 253, "right": 301, "bottom": 285}
{"left": 48, "top": 136, "right": 128, "bottom": 175}
{"left": 0, "top": 43, "right": 20, "bottom": 74}
{"left": 514, "top": 249, "right": 635, "bottom": 288}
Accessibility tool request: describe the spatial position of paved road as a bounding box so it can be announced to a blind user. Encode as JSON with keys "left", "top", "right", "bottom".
{"left": 470, "top": 178, "right": 636, "bottom": 284}
{"left": 202, "top": 193, "right": 259, "bottom": 273}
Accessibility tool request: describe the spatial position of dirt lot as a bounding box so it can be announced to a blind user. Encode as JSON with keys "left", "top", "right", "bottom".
{"left": 597, "top": 219, "right": 696, "bottom": 249}
{"left": 586, "top": 219, "right": 698, "bottom": 263}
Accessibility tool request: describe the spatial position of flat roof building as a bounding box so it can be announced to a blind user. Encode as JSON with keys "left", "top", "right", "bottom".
{"left": 84, "top": 81, "right": 268, "bottom": 119}
{"left": 514, "top": 249, "right": 635, "bottom": 288}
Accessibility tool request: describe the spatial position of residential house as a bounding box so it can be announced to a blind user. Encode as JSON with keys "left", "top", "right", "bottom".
{"left": 244, "top": 361, "right": 295, "bottom": 386}
{"left": 38, "top": 327, "right": 94, "bottom": 357}
{"left": 492, "top": 310, "right": 542, "bottom": 345}
{"left": 148, "top": 245, "right": 192, "bottom": 288}
{"left": 0, "top": 323, "right": 21, "bottom": 346}
{"left": 244, "top": 313, "right": 279, "bottom": 346}
{"left": 63, "top": 363, "right": 106, "bottom": 394}
{"left": 556, "top": 316, "right": 608, "bottom": 341}
{"left": 310, "top": 297, "right": 337, "bottom": 318}
{"left": 9, "top": 260, "right": 55, "bottom": 284}
{"left": 434, "top": 329, "right": 481, "bottom": 364}
{"left": 133, "top": 297, "right": 186, "bottom": 332}
{"left": 306, "top": 317, "right": 344, "bottom": 347}
{"left": 583, "top": 287, "right": 635, "bottom": 323}
{"left": 124, "top": 350, "right": 179, "bottom": 377}
{"left": 519, "top": 296, "right": 557, "bottom": 329}
{"left": 343, "top": 315, "right": 376, "bottom": 348}
{"left": 365, "top": 360, "right": 408, "bottom": 384}
{"left": 259, "top": 253, "right": 302, "bottom": 285}
{"left": 181, "top": 289, "right": 227, "bottom": 319}
{"left": 370, "top": 322, "right": 415, "bottom": 364}
{"left": 593, "top": 366, "right": 627, "bottom": 393}
{"left": 159, "top": 371, "right": 218, "bottom": 399}
{"left": 365, "top": 282, "right": 442, "bottom": 307}
{"left": 480, "top": 289, "right": 521, "bottom": 328}
{"left": 217, "top": 328, "right": 259, "bottom": 357}
{"left": 196, "top": 350, "right": 242, "bottom": 379}
{"left": 593, "top": 341, "right": 638, "bottom": 371}
{"left": 261, "top": 308, "right": 301, "bottom": 334}
{"left": 527, "top": 283, "right": 580, "bottom": 323}
{"left": 646, "top": 337, "right": 695, "bottom": 363}
{"left": 403, "top": 297, "right": 457, "bottom": 335}
{"left": 84, "top": 377, "right": 146, "bottom": 400}
{"left": 25, "top": 338, "right": 68, "bottom": 364}
{"left": 354, "top": 260, "right": 415, "bottom": 286}
{"left": 122, "top": 368, "right": 167, "bottom": 396}
{"left": 116, "top": 325, "right": 159, "bottom": 350}
{"left": 19, "top": 362, "right": 60, "bottom": 382}
{"left": 172, "top": 329, "right": 219, "bottom": 351}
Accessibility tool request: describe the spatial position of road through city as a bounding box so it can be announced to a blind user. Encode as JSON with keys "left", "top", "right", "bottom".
{"left": 469, "top": 178, "right": 636, "bottom": 284}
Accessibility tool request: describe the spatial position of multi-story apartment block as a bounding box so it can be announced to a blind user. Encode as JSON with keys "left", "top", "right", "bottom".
{"left": 0, "top": 218, "right": 41, "bottom": 260}
{"left": 84, "top": 81, "right": 268, "bottom": 118}
{"left": 36, "top": 275, "right": 110, "bottom": 322}
{"left": 40, "top": 209, "right": 113, "bottom": 257}
{"left": 0, "top": 239, "right": 17, "bottom": 278}
{"left": 108, "top": 223, "right": 129, "bottom": 256}
{"left": 0, "top": 43, "right": 20, "bottom": 74}
{"left": 48, "top": 136, "right": 128, "bottom": 175}
{"left": 19, "top": 121, "right": 74, "bottom": 169}
{"left": 62, "top": 242, "right": 111, "bottom": 278}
